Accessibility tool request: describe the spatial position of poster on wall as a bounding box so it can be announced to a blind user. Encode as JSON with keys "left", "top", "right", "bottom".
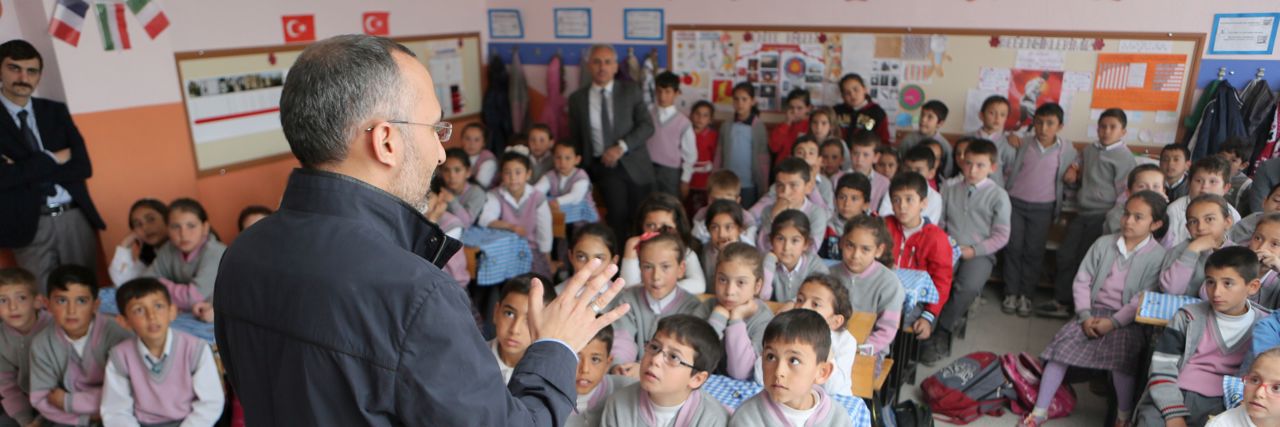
{"left": 623, "top": 9, "right": 663, "bottom": 41}
{"left": 1091, "top": 53, "right": 1187, "bottom": 111}
{"left": 488, "top": 9, "right": 523, "bottom": 39}
{"left": 1005, "top": 69, "right": 1063, "bottom": 132}
{"left": 735, "top": 42, "right": 828, "bottom": 111}
{"left": 185, "top": 70, "right": 286, "bottom": 145}
{"left": 554, "top": 8, "right": 591, "bottom": 39}
{"left": 1209, "top": 13, "right": 1279, "bottom": 55}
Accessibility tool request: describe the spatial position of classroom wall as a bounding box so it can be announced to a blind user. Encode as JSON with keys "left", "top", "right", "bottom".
{"left": 0, "top": 0, "right": 487, "bottom": 271}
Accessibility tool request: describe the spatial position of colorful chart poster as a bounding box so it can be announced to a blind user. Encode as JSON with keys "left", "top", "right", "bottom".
{"left": 1005, "top": 69, "right": 1063, "bottom": 132}
{"left": 1091, "top": 53, "right": 1187, "bottom": 111}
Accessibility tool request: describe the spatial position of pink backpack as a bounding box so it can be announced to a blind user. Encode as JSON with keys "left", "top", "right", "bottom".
{"left": 1000, "top": 352, "right": 1076, "bottom": 419}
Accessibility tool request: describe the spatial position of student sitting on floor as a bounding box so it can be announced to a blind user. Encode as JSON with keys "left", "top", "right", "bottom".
{"left": 489, "top": 274, "right": 556, "bottom": 384}
{"left": 609, "top": 232, "right": 704, "bottom": 377}
{"left": 147, "top": 198, "right": 225, "bottom": 323}
{"left": 702, "top": 200, "right": 751, "bottom": 286}
{"left": 830, "top": 215, "right": 903, "bottom": 355}
{"left": 566, "top": 325, "right": 637, "bottom": 427}
{"left": 1160, "top": 195, "right": 1237, "bottom": 297}
{"left": 621, "top": 193, "right": 707, "bottom": 295}
{"left": 787, "top": 274, "right": 857, "bottom": 397}
{"left": 729, "top": 310, "right": 854, "bottom": 427}
{"left": 600, "top": 315, "right": 729, "bottom": 427}
{"left": 763, "top": 210, "right": 829, "bottom": 303}
{"left": 693, "top": 242, "right": 773, "bottom": 381}
{"left": 0, "top": 267, "right": 51, "bottom": 427}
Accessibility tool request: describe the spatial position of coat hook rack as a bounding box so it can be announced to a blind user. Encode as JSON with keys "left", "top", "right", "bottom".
{"left": 1258, "top": 67, "right": 1266, "bottom": 79}
{"left": 1218, "top": 67, "right": 1233, "bottom": 80}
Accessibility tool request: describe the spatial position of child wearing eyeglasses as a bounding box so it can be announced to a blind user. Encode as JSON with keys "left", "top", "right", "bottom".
{"left": 600, "top": 314, "right": 729, "bottom": 427}
{"left": 1209, "top": 348, "right": 1280, "bottom": 427}
{"left": 1135, "top": 247, "right": 1271, "bottom": 427}
{"left": 730, "top": 310, "right": 854, "bottom": 427}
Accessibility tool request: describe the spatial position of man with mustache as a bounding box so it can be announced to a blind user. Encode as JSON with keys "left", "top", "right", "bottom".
{"left": 0, "top": 39, "right": 104, "bottom": 289}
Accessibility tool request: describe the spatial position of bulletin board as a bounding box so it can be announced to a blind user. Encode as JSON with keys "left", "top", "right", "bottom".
{"left": 175, "top": 32, "right": 484, "bottom": 174}
{"left": 667, "top": 26, "right": 1204, "bottom": 146}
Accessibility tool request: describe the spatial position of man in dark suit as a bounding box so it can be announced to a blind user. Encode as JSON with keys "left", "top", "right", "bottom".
{"left": 566, "top": 45, "right": 655, "bottom": 236}
{"left": 0, "top": 40, "right": 103, "bottom": 288}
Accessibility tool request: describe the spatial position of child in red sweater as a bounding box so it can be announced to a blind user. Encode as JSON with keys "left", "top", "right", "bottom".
{"left": 687, "top": 100, "right": 719, "bottom": 214}
{"left": 884, "top": 172, "right": 954, "bottom": 341}
{"left": 769, "top": 89, "right": 812, "bottom": 168}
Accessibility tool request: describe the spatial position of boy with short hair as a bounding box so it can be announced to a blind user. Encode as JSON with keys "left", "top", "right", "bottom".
{"left": 878, "top": 146, "right": 943, "bottom": 224}
{"left": 29, "top": 265, "right": 133, "bottom": 426}
{"left": 567, "top": 325, "right": 636, "bottom": 427}
{"left": 691, "top": 171, "right": 758, "bottom": 245}
{"left": 534, "top": 141, "right": 597, "bottom": 221}
{"left": 1162, "top": 156, "right": 1243, "bottom": 247}
{"left": 899, "top": 100, "right": 954, "bottom": 177}
{"left": 819, "top": 173, "right": 872, "bottom": 261}
{"left": 491, "top": 274, "right": 557, "bottom": 384}
{"left": 770, "top": 89, "right": 812, "bottom": 168}
{"left": 101, "top": 278, "right": 223, "bottom": 426}
{"left": 969, "top": 95, "right": 1021, "bottom": 184}
{"left": 1040, "top": 108, "right": 1137, "bottom": 319}
{"left": 848, "top": 132, "right": 890, "bottom": 209}
{"left": 527, "top": 124, "right": 557, "bottom": 184}
{"left": 600, "top": 314, "right": 729, "bottom": 427}
{"left": 884, "top": 172, "right": 954, "bottom": 342}
{"left": 0, "top": 268, "right": 50, "bottom": 427}
{"left": 819, "top": 139, "right": 846, "bottom": 182}
{"left": 729, "top": 310, "right": 853, "bottom": 427}
{"left": 926, "top": 139, "right": 1011, "bottom": 363}
{"left": 754, "top": 158, "right": 830, "bottom": 250}
{"left": 1162, "top": 144, "right": 1193, "bottom": 202}
{"left": 1221, "top": 138, "right": 1255, "bottom": 209}
{"left": 1002, "top": 103, "right": 1078, "bottom": 317}
{"left": 647, "top": 71, "right": 698, "bottom": 198}
{"left": 1138, "top": 247, "right": 1272, "bottom": 427}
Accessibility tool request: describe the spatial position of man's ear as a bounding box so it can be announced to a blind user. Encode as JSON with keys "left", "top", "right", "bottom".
{"left": 368, "top": 122, "right": 399, "bottom": 167}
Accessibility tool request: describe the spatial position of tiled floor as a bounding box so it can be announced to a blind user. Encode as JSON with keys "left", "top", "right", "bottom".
{"left": 895, "top": 285, "right": 1111, "bottom": 427}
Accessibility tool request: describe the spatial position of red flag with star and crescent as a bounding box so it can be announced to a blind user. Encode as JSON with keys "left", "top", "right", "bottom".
{"left": 363, "top": 11, "right": 389, "bottom": 36}
{"left": 281, "top": 15, "right": 315, "bottom": 43}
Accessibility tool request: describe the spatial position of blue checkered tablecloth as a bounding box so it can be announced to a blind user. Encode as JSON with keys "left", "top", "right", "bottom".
{"left": 98, "top": 288, "right": 216, "bottom": 344}
{"left": 560, "top": 200, "right": 599, "bottom": 224}
{"left": 462, "top": 227, "right": 533, "bottom": 286}
{"left": 1226, "top": 375, "right": 1244, "bottom": 409}
{"left": 897, "top": 269, "right": 939, "bottom": 310}
{"left": 702, "top": 374, "right": 871, "bottom": 426}
{"left": 1138, "top": 291, "right": 1203, "bottom": 324}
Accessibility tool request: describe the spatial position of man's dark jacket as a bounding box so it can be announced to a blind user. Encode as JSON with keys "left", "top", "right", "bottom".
{"left": 215, "top": 168, "right": 577, "bottom": 426}
{"left": 0, "top": 97, "right": 104, "bottom": 247}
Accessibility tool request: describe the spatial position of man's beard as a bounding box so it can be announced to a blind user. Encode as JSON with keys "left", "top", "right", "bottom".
{"left": 391, "top": 137, "right": 432, "bottom": 214}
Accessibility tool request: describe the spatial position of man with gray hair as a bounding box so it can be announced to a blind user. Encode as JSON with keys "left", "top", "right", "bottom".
{"left": 567, "top": 44, "right": 655, "bottom": 234}
{"left": 215, "top": 35, "right": 630, "bottom": 426}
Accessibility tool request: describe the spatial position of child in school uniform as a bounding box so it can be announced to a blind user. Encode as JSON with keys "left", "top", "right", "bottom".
{"left": 763, "top": 211, "right": 829, "bottom": 302}
{"left": 527, "top": 124, "right": 557, "bottom": 185}
{"left": 1103, "top": 165, "right": 1168, "bottom": 235}
{"left": 479, "top": 150, "right": 554, "bottom": 277}
{"left": 849, "top": 133, "right": 891, "bottom": 209}
{"left": 489, "top": 274, "right": 556, "bottom": 384}
{"left": 917, "top": 140, "right": 948, "bottom": 190}
{"left": 899, "top": 100, "right": 954, "bottom": 178}
{"left": 1041, "top": 109, "right": 1137, "bottom": 319}
{"left": 925, "top": 139, "right": 1011, "bottom": 364}
{"left": 878, "top": 146, "right": 943, "bottom": 224}
{"left": 109, "top": 199, "right": 169, "bottom": 286}
{"left": 820, "top": 139, "right": 847, "bottom": 183}
{"left": 792, "top": 136, "right": 835, "bottom": 209}
{"left": 1247, "top": 213, "right": 1280, "bottom": 309}
{"left": 1231, "top": 184, "right": 1280, "bottom": 245}
{"left": 567, "top": 325, "right": 637, "bottom": 427}
{"left": 600, "top": 315, "right": 729, "bottom": 427}
{"left": 461, "top": 123, "right": 498, "bottom": 189}
{"left": 101, "top": 278, "right": 223, "bottom": 427}
{"left": 647, "top": 72, "right": 698, "bottom": 198}
{"left": 830, "top": 215, "right": 904, "bottom": 355}
{"left": 770, "top": 89, "right": 813, "bottom": 168}
{"left": 717, "top": 82, "right": 770, "bottom": 208}
{"left": 807, "top": 107, "right": 848, "bottom": 172}
{"left": 1136, "top": 247, "right": 1271, "bottom": 427}
{"left": 1160, "top": 195, "right": 1237, "bottom": 297}
{"left": 535, "top": 141, "right": 597, "bottom": 223}
{"left": 694, "top": 243, "right": 774, "bottom": 381}
{"left": 1222, "top": 139, "right": 1256, "bottom": 210}
{"left": 1162, "top": 143, "right": 1193, "bottom": 202}
{"left": 610, "top": 232, "right": 704, "bottom": 377}
{"left": 874, "top": 147, "right": 899, "bottom": 182}
{"left": 885, "top": 172, "right": 954, "bottom": 340}
{"left": 237, "top": 205, "right": 271, "bottom": 232}
{"left": 148, "top": 198, "right": 224, "bottom": 324}
{"left": 753, "top": 158, "right": 830, "bottom": 252}
{"left": 702, "top": 200, "right": 750, "bottom": 286}
{"left": 29, "top": 265, "right": 134, "bottom": 427}
{"left": 555, "top": 223, "right": 620, "bottom": 293}
{"left": 819, "top": 173, "right": 872, "bottom": 261}
{"left": 946, "top": 137, "right": 973, "bottom": 182}
{"left": 790, "top": 274, "right": 858, "bottom": 397}
{"left": 621, "top": 194, "right": 707, "bottom": 295}
{"left": 426, "top": 189, "right": 471, "bottom": 288}
{"left": 1019, "top": 191, "right": 1170, "bottom": 427}
{"left": 688, "top": 101, "right": 719, "bottom": 213}
{"left": 692, "top": 171, "right": 759, "bottom": 247}
{"left": 1163, "top": 156, "right": 1244, "bottom": 248}
{"left": 834, "top": 73, "right": 890, "bottom": 145}
{"left": 969, "top": 95, "right": 1021, "bottom": 184}
{"left": 729, "top": 310, "right": 855, "bottom": 427}
{"left": 1206, "top": 347, "right": 1280, "bottom": 427}
{"left": 440, "top": 148, "right": 487, "bottom": 225}
{"left": 0, "top": 268, "right": 51, "bottom": 427}
{"left": 1002, "top": 103, "right": 1078, "bottom": 317}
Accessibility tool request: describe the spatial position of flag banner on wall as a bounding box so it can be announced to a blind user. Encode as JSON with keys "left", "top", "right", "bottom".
{"left": 125, "top": 0, "right": 168, "bottom": 39}
{"left": 363, "top": 11, "right": 389, "bottom": 36}
{"left": 94, "top": 1, "right": 131, "bottom": 51}
{"left": 48, "top": 0, "right": 90, "bottom": 46}
{"left": 282, "top": 15, "right": 315, "bottom": 43}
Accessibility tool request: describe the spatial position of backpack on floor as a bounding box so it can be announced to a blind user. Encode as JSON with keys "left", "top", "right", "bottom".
{"left": 1001, "top": 352, "right": 1077, "bottom": 419}
{"left": 921, "top": 351, "right": 1012, "bottom": 425}
{"left": 891, "top": 399, "right": 935, "bottom": 427}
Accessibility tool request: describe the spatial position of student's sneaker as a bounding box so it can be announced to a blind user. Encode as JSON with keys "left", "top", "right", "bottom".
{"left": 1033, "top": 301, "right": 1072, "bottom": 319}
{"left": 1002, "top": 295, "right": 1018, "bottom": 314}
{"left": 1017, "top": 296, "right": 1033, "bottom": 317}
{"left": 920, "top": 332, "right": 951, "bottom": 366}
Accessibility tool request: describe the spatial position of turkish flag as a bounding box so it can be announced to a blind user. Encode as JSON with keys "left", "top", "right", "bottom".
{"left": 362, "top": 11, "right": 389, "bottom": 36}
{"left": 281, "top": 15, "right": 315, "bottom": 43}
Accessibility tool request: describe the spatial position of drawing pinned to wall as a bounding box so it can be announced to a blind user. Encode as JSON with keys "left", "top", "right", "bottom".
{"left": 978, "top": 67, "right": 1011, "bottom": 92}
{"left": 965, "top": 88, "right": 1003, "bottom": 132}
{"left": 1006, "top": 69, "right": 1063, "bottom": 132}
{"left": 904, "top": 62, "right": 932, "bottom": 83}
{"left": 712, "top": 79, "right": 734, "bottom": 105}
{"left": 868, "top": 59, "right": 902, "bottom": 106}
{"left": 928, "top": 35, "right": 952, "bottom": 78}
{"left": 903, "top": 35, "right": 931, "bottom": 60}
{"left": 899, "top": 84, "right": 926, "bottom": 110}
{"left": 875, "top": 35, "right": 903, "bottom": 58}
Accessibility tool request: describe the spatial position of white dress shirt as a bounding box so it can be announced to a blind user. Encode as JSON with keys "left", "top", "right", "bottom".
{"left": 1, "top": 95, "right": 72, "bottom": 206}
{"left": 101, "top": 330, "right": 224, "bottom": 427}
{"left": 656, "top": 105, "right": 698, "bottom": 183}
{"left": 478, "top": 185, "right": 553, "bottom": 253}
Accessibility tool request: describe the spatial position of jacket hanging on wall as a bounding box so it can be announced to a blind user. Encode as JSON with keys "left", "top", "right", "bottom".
{"left": 540, "top": 54, "right": 569, "bottom": 140}
{"left": 1183, "top": 79, "right": 1221, "bottom": 146}
{"left": 1191, "top": 79, "right": 1247, "bottom": 160}
{"left": 1251, "top": 97, "right": 1280, "bottom": 174}
{"left": 1240, "top": 78, "right": 1276, "bottom": 139}
{"left": 509, "top": 51, "right": 530, "bottom": 134}
{"left": 482, "top": 54, "right": 512, "bottom": 154}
